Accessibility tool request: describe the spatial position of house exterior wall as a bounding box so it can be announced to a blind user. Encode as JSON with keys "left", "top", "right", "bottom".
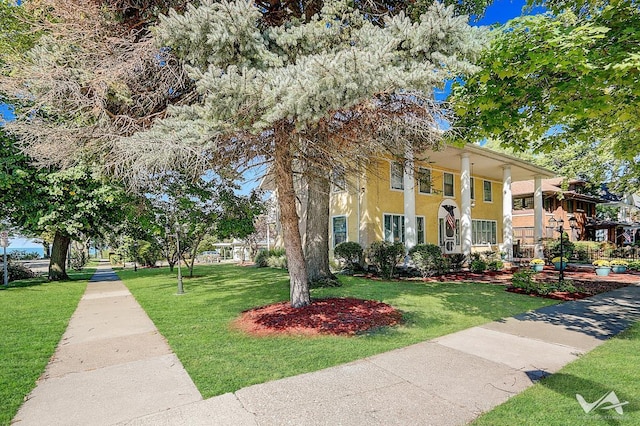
{"left": 329, "top": 157, "right": 505, "bottom": 253}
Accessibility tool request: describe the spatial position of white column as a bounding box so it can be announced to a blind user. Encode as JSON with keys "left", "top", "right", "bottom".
{"left": 403, "top": 146, "right": 416, "bottom": 250}
{"left": 502, "top": 165, "right": 513, "bottom": 260}
{"left": 534, "top": 175, "right": 544, "bottom": 258}
{"left": 460, "top": 153, "right": 472, "bottom": 260}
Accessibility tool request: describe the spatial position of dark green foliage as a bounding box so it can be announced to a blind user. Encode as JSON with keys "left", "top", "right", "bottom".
{"left": 254, "top": 248, "right": 286, "bottom": 268}
{"left": 408, "top": 244, "right": 447, "bottom": 278}
{"left": 7, "top": 250, "right": 40, "bottom": 260}
{"left": 1, "top": 261, "right": 37, "bottom": 282}
{"left": 333, "top": 241, "right": 364, "bottom": 273}
{"left": 470, "top": 259, "right": 487, "bottom": 273}
{"left": 366, "top": 241, "right": 406, "bottom": 279}
{"left": 545, "top": 234, "right": 575, "bottom": 260}
{"left": 511, "top": 269, "right": 576, "bottom": 295}
{"left": 487, "top": 260, "right": 503, "bottom": 271}
{"left": 447, "top": 253, "right": 466, "bottom": 272}
{"left": 70, "top": 251, "right": 87, "bottom": 271}
{"left": 136, "top": 240, "right": 162, "bottom": 267}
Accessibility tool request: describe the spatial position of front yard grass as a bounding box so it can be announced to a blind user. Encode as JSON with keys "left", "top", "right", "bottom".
{"left": 118, "top": 263, "right": 558, "bottom": 398}
{"left": 0, "top": 269, "right": 92, "bottom": 425}
{"left": 472, "top": 321, "right": 640, "bottom": 425}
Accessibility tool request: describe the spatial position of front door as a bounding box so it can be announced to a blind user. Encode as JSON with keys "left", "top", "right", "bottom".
{"left": 438, "top": 200, "right": 460, "bottom": 254}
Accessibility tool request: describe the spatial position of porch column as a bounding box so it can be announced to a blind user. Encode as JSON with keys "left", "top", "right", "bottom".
{"left": 533, "top": 175, "right": 544, "bottom": 258}
{"left": 502, "top": 165, "right": 513, "bottom": 260}
{"left": 403, "top": 145, "right": 416, "bottom": 250}
{"left": 460, "top": 153, "right": 472, "bottom": 260}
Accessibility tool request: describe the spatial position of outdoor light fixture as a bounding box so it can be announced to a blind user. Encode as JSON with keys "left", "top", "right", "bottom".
{"left": 547, "top": 216, "right": 577, "bottom": 283}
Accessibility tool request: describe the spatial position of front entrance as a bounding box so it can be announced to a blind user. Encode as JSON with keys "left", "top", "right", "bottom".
{"left": 438, "top": 200, "right": 461, "bottom": 254}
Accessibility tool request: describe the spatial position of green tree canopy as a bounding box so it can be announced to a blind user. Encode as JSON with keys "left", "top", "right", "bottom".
{"left": 452, "top": 0, "right": 640, "bottom": 190}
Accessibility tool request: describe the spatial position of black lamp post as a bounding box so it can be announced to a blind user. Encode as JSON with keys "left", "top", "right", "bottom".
{"left": 548, "top": 216, "right": 578, "bottom": 283}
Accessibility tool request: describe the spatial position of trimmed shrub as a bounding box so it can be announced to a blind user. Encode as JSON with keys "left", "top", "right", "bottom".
{"left": 470, "top": 259, "right": 487, "bottom": 273}
{"left": 447, "top": 253, "right": 466, "bottom": 272}
{"left": 408, "top": 244, "right": 446, "bottom": 278}
{"left": 333, "top": 242, "right": 364, "bottom": 273}
{"left": 254, "top": 248, "right": 286, "bottom": 268}
{"left": 266, "top": 254, "right": 287, "bottom": 269}
{"left": 487, "top": 260, "right": 504, "bottom": 271}
{"left": 366, "top": 241, "right": 405, "bottom": 279}
{"left": 0, "top": 261, "right": 37, "bottom": 282}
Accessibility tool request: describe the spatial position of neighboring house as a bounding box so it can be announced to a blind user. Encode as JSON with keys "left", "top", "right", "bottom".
{"left": 511, "top": 178, "right": 604, "bottom": 250}
{"left": 597, "top": 188, "right": 640, "bottom": 245}
{"left": 328, "top": 144, "right": 554, "bottom": 260}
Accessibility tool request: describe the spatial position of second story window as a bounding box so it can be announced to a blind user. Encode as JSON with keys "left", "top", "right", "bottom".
{"left": 483, "top": 180, "right": 492, "bottom": 202}
{"left": 443, "top": 172, "right": 454, "bottom": 197}
{"left": 418, "top": 168, "right": 432, "bottom": 194}
{"left": 391, "top": 162, "right": 404, "bottom": 190}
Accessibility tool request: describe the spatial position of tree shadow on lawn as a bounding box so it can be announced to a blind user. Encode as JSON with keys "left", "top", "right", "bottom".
{"left": 534, "top": 372, "right": 636, "bottom": 422}
{"left": 500, "top": 286, "right": 640, "bottom": 341}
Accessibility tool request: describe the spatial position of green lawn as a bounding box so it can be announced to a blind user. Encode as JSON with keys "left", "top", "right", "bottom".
{"left": 0, "top": 269, "right": 93, "bottom": 425}
{"left": 117, "top": 263, "right": 558, "bottom": 398}
{"left": 472, "top": 321, "right": 640, "bottom": 425}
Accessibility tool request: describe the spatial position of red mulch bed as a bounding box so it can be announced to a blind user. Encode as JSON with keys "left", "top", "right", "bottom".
{"left": 233, "top": 297, "right": 403, "bottom": 337}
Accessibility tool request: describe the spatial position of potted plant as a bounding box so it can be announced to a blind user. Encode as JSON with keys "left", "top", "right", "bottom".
{"left": 552, "top": 256, "right": 568, "bottom": 271}
{"left": 593, "top": 259, "right": 611, "bottom": 276}
{"left": 529, "top": 258, "right": 545, "bottom": 272}
{"left": 610, "top": 259, "right": 628, "bottom": 273}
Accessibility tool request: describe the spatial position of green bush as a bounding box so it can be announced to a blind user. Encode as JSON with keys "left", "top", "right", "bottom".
{"left": 254, "top": 248, "right": 286, "bottom": 268}
{"left": 487, "top": 260, "right": 503, "bottom": 271}
{"left": 266, "top": 255, "right": 287, "bottom": 269}
{"left": 70, "top": 251, "right": 87, "bottom": 270}
{"left": 545, "top": 234, "right": 575, "bottom": 260}
{"left": 8, "top": 250, "right": 40, "bottom": 260}
{"left": 470, "top": 259, "right": 487, "bottom": 273}
{"left": 447, "top": 253, "right": 466, "bottom": 272}
{"left": 366, "top": 241, "right": 405, "bottom": 279}
{"left": 137, "top": 241, "right": 161, "bottom": 267}
{"left": 408, "top": 244, "right": 446, "bottom": 278}
{"left": 0, "top": 261, "right": 37, "bottom": 282}
{"left": 333, "top": 242, "right": 363, "bottom": 272}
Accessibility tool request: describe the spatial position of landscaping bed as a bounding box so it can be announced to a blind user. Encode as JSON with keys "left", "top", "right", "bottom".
{"left": 234, "top": 297, "right": 404, "bottom": 336}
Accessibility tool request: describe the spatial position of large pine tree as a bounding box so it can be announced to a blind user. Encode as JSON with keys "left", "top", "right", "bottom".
{"left": 133, "top": 0, "right": 484, "bottom": 307}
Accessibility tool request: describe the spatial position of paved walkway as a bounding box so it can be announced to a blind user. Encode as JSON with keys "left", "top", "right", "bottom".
{"left": 13, "top": 266, "right": 640, "bottom": 425}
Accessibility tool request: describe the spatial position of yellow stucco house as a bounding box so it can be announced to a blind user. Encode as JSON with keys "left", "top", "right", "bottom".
{"left": 328, "top": 144, "right": 555, "bottom": 259}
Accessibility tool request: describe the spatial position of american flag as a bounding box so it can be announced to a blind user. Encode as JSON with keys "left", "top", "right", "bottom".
{"left": 444, "top": 205, "right": 456, "bottom": 230}
{"left": 623, "top": 230, "right": 632, "bottom": 243}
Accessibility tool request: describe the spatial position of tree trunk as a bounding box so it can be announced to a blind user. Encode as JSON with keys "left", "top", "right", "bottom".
{"left": 304, "top": 171, "right": 337, "bottom": 285}
{"left": 42, "top": 241, "right": 51, "bottom": 259}
{"left": 49, "top": 231, "right": 70, "bottom": 281}
{"left": 274, "top": 126, "right": 310, "bottom": 308}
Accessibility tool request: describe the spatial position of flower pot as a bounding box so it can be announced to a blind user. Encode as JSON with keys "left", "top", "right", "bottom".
{"left": 595, "top": 267, "right": 611, "bottom": 276}
{"left": 553, "top": 261, "right": 567, "bottom": 271}
{"left": 611, "top": 265, "right": 627, "bottom": 273}
{"left": 531, "top": 264, "right": 544, "bottom": 272}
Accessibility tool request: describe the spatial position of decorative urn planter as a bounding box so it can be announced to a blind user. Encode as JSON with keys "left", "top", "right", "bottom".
{"left": 595, "top": 267, "right": 611, "bottom": 276}
{"left": 611, "top": 265, "right": 627, "bottom": 273}
{"left": 531, "top": 264, "right": 544, "bottom": 272}
{"left": 553, "top": 261, "right": 567, "bottom": 271}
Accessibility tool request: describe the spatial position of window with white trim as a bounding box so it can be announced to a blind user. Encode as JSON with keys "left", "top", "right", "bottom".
{"left": 483, "top": 180, "right": 492, "bottom": 202}
{"left": 417, "top": 168, "right": 432, "bottom": 194}
{"left": 471, "top": 219, "right": 497, "bottom": 244}
{"left": 390, "top": 162, "right": 404, "bottom": 190}
{"left": 383, "top": 214, "right": 425, "bottom": 244}
{"left": 332, "top": 216, "right": 347, "bottom": 247}
{"left": 443, "top": 172, "right": 454, "bottom": 197}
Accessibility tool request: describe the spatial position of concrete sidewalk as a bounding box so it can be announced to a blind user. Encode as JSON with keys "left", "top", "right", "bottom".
{"left": 12, "top": 265, "right": 202, "bottom": 426}
{"left": 13, "top": 267, "right": 640, "bottom": 426}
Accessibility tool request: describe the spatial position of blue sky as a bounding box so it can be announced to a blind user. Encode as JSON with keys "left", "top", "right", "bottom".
{"left": 5, "top": 0, "right": 538, "bottom": 247}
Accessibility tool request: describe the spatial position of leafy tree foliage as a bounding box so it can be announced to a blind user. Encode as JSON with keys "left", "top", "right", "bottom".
{"left": 0, "top": 130, "right": 128, "bottom": 280}
{"left": 452, "top": 1, "right": 640, "bottom": 191}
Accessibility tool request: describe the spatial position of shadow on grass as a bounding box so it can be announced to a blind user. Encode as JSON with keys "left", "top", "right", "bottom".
{"left": 504, "top": 286, "right": 640, "bottom": 341}
{"left": 537, "top": 372, "right": 635, "bottom": 423}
